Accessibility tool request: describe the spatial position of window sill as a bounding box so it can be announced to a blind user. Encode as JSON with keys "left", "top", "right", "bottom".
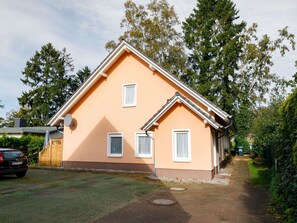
{"left": 135, "top": 155, "right": 152, "bottom": 158}
{"left": 108, "top": 154, "right": 123, "bottom": 158}
{"left": 173, "top": 159, "right": 191, "bottom": 163}
{"left": 123, "top": 105, "right": 136, "bottom": 108}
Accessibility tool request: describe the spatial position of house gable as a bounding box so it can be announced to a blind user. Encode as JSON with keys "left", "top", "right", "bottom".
{"left": 141, "top": 92, "right": 223, "bottom": 131}
{"left": 48, "top": 41, "right": 231, "bottom": 127}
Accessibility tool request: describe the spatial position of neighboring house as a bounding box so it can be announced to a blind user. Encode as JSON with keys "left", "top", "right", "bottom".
{"left": 0, "top": 118, "right": 63, "bottom": 139}
{"left": 48, "top": 41, "right": 233, "bottom": 180}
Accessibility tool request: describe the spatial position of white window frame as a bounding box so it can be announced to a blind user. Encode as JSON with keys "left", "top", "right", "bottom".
{"left": 123, "top": 83, "right": 137, "bottom": 107}
{"left": 172, "top": 129, "right": 191, "bottom": 162}
{"left": 107, "top": 132, "right": 123, "bottom": 157}
{"left": 135, "top": 132, "right": 153, "bottom": 158}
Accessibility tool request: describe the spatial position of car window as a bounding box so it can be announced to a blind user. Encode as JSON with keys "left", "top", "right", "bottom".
{"left": 3, "top": 151, "right": 24, "bottom": 159}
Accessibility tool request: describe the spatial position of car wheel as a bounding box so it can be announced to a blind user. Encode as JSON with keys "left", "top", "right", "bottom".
{"left": 16, "top": 171, "right": 27, "bottom": 178}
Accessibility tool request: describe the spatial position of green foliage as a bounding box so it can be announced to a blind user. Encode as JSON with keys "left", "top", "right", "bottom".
{"left": 68, "top": 66, "right": 91, "bottom": 95}
{"left": 27, "top": 136, "right": 44, "bottom": 163}
{"left": 280, "top": 88, "right": 297, "bottom": 165}
{"left": 235, "top": 136, "right": 250, "bottom": 153}
{"left": 2, "top": 108, "right": 30, "bottom": 127}
{"left": 18, "top": 43, "right": 74, "bottom": 126}
{"left": 106, "top": 0, "right": 187, "bottom": 77}
{"left": 257, "top": 88, "right": 297, "bottom": 222}
{"left": 238, "top": 24, "right": 296, "bottom": 106}
{"left": 182, "top": 0, "right": 246, "bottom": 114}
{"left": 234, "top": 103, "right": 253, "bottom": 153}
{"left": 252, "top": 98, "right": 283, "bottom": 157}
{"left": 183, "top": 1, "right": 295, "bottom": 114}
{"left": 235, "top": 104, "right": 253, "bottom": 137}
{"left": 0, "top": 135, "right": 44, "bottom": 164}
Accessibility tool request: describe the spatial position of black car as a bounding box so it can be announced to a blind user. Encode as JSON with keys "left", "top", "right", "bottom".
{"left": 0, "top": 148, "right": 28, "bottom": 178}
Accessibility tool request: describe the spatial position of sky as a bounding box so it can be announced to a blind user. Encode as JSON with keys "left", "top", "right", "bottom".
{"left": 0, "top": 0, "right": 296, "bottom": 118}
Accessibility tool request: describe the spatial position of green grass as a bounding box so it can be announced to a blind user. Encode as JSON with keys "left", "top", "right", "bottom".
{"left": 0, "top": 169, "right": 162, "bottom": 223}
{"left": 248, "top": 160, "right": 272, "bottom": 188}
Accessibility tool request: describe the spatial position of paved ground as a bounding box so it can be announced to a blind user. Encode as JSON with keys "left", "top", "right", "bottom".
{"left": 96, "top": 156, "right": 275, "bottom": 223}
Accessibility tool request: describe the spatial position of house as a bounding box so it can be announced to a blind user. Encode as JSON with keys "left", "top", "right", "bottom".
{"left": 48, "top": 41, "right": 233, "bottom": 180}
{"left": 0, "top": 118, "right": 63, "bottom": 139}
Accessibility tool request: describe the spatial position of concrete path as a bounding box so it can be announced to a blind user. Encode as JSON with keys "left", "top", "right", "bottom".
{"left": 96, "top": 156, "right": 275, "bottom": 223}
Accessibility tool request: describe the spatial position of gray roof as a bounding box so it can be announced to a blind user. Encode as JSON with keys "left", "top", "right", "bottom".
{"left": 0, "top": 126, "right": 59, "bottom": 135}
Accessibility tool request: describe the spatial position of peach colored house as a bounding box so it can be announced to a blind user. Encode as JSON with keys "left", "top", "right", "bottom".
{"left": 48, "top": 41, "right": 233, "bottom": 180}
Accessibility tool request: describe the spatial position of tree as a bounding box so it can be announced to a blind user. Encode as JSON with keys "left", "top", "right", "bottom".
{"left": 68, "top": 66, "right": 91, "bottom": 95}
{"left": 183, "top": 0, "right": 296, "bottom": 115}
{"left": 238, "top": 24, "right": 296, "bottom": 106}
{"left": 105, "top": 0, "right": 187, "bottom": 77}
{"left": 234, "top": 103, "right": 254, "bottom": 153}
{"left": 183, "top": 0, "right": 246, "bottom": 114}
{"left": 252, "top": 97, "right": 283, "bottom": 157}
{"left": 18, "top": 43, "right": 74, "bottom": 126}
{"left": 1, "top": 108, "right": 30, "bottom": 127}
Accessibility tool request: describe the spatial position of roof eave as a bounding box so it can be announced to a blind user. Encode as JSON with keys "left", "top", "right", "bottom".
{"left": 141, "top": 95, "right": 222, "bottom": 131}
{"left": 48, "top": 42, "right": 130, "bottom": 126}
{"left": 48, "top": 40, "right": 231, "bottom": 126}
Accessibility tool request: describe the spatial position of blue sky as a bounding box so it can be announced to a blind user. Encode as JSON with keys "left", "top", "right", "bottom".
{"left": 0, "top": 0, "right": 296, "bottom": 118}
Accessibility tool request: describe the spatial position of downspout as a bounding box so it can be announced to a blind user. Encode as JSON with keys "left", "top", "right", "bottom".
{"left": 145, "top": 130, "right": 156, "bottom": 176}
{"left": 217, "top": 118, "right": 233, "bottom": 175}
{"left": 217, "top": 131, "right": 222, "bottom": 174}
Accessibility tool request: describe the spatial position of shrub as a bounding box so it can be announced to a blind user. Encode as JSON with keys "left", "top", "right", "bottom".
{"left": 0, "top": 135, "right": 44, "bottom": 164}
{"left": 28, "top": 136, "right": 44, "bottom": 163}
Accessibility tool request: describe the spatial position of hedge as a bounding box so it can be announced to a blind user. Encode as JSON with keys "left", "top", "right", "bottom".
{"left": 0, "top": 135, "right": 44, "bottom": 164}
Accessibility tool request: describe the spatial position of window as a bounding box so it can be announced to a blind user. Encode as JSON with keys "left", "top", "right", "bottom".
{"left": 123, "top": 84, "right": 136, "bottom": 107}
{"left": 107, "top": 133, "right": 123, "bottom": 157}
{"left": 136, "top": 133, "right": 152, "bottom": 157}
{"left": 173, "top": 130, "right": 191, "bottom": 162}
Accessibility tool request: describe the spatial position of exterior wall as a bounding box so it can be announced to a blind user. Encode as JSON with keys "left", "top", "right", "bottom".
{"left": 62, "top": 52, "right": 214, "bottom": 175}
{"left": 153, "top": 104, "right": 213, "bottom": 175}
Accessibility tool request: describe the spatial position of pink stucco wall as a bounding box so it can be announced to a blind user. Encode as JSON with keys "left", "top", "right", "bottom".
{"left": 153, "top": 103, "right": 212, "bottom": 170}
{"left": 63, "top": 52, "right": 214, "bottom": 171}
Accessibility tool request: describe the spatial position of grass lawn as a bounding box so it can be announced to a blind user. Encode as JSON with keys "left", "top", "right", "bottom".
{"left": 248, "top": 160, "right": 272, "bottom": 189}
{"left": 0, "top": 169, "right": 162, "bottom": 223}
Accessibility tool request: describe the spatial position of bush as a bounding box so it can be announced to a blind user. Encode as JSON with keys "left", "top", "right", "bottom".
{"left": 0, "top": 135, "right": 44, "bottom": 164}
{"left": 28, "top": 136, "right": 44, "bottom": 163}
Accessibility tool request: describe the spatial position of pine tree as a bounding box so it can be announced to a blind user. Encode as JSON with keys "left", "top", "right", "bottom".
{"left": 183, "top": 0, "right": 246, "bottom": 114}
{"left": 68, "top": 66, "right": 91, "bottom": 95}
{"left": 18, "top": 43, "right": 74, "bottom": 126}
